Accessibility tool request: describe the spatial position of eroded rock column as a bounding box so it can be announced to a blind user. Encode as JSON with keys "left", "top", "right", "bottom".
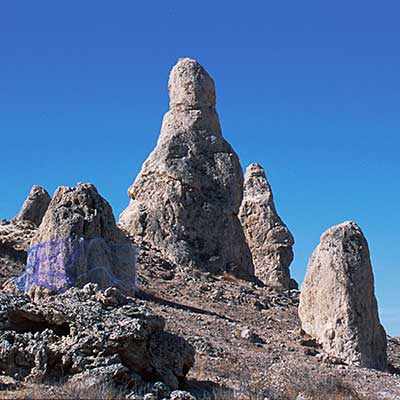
{"left": 239, "top": 163, "right": 294, "bottom": 290}
{"left": 119, "top": 58, "right": 254, "bottom": 279}
{"left": 299, "top": 221, "right": 387, "bottom": 370}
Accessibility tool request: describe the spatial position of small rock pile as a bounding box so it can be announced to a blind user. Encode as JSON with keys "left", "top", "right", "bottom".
{"left": 0, "top": 283, "right": 195, "bottom": 389}
{"left": 127, "top": 381, "right": 196, "bottom": 399}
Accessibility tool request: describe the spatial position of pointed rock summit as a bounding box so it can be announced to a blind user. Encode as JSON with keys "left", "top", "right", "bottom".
{"left": 16, "top": 183, "right": 136, "bottom": 294}
{"left": 299, "top": 221, "right": 387, "bottom": 370}
{"left": 14, "top": 185, "right": 51, "bottom": 226}
{"left": 239, "top": 163, "right": 294, "bottom": 290}
{"left": 119, "top": 58, "right": 254, "bottom": 278}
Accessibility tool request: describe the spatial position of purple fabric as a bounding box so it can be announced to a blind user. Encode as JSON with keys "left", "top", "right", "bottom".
{"left": 15, "top": 237, "right": 137, "bottom": 293}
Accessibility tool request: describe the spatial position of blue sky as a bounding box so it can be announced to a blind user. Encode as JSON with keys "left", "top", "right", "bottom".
{"left": 0, "top": 2, "right": 399, "bottom": 335}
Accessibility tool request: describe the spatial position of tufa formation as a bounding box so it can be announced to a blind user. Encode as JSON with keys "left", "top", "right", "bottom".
{"left": 0, "top": 186, "right": 49, "bottom": 286}
{"left": 119, "top": 58, "right": 254, "bottom": 279}
{"left": 16, "top": 183, "right": 137, "bottom": 294}
{"left": 299, "top": 221, "right": 387, "bottom": 370}
{"left": 239, "top": 163, "right": 294, "bottom": 290}
{"left": 14, "top": 185, "right": 51, "bottom": 226}
{"left": 0, "top": 284, "right": 194, "bottom": 389}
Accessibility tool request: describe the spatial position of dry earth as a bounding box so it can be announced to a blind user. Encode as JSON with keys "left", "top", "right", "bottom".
{"left": 133, "top": 245, "right": 400, "bottom": 399}
{"left": 0, "top": 243, "right": 399, "bottom": 399}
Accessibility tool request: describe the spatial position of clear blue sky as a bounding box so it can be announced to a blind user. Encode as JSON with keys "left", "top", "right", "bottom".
{"left": 1, "top": 2, "right": 399, "bottom": 335}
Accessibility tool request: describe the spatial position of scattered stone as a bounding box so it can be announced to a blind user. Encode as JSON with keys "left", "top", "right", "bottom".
{"left": 170, "top": 390, "right": 196, "bottom": 400}
{"left": 151, "top": 381, "right": 171, "bottom": 399}
{"left": 0, "top": 284, "right": 195, "bottom": 389}
{"left": 299, "top": 221, "right": 387, "bottom": 370}
{"left": 304, "top": 347, "right": 319, "bottom": 356}
{"left": 14, "top": 185, "right": 51, "bottom": 226}
{"left": 119, "top": 58, "right": 254, "bottom": 279}
{"left": 239, "top": 163, "right": 294, "bottom": 290}
{"left": 144, "top": 394, "right": 157, "bottom": 400}
{"left": 0, "top": 375, "right": 18, "bottom": 391}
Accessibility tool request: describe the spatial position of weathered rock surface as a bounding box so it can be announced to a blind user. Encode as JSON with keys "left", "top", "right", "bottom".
{"left": 119, "top": 58, "right": 254, "bottom": 279}
{"left": 14, "top": 185, "right": 51, "bottom": 226}
{"left": 0, "top": 187, "right": 49, "bottom": 286}
{"left": 299, "top": 221, "right": 387, "bottom": 370}
{"left": 239, "top": 163, "right": 294, "bottom": 290}
{"left": 0, "top": 284, "right": 195, "bottom": 389}
{"left": 16, "top": 183, "right": 137, "bottom": 294}
{"left": 0, "top": 219, "right": 37, "bottom": 286}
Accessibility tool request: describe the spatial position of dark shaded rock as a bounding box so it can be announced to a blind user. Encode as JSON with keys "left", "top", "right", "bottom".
{"left": 0, "top": 284, "right": 195, "bottom": 389}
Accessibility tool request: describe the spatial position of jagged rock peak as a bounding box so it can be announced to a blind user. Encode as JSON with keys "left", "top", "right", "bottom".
{"left": 243, "top": 163, "right": 274, "bottom": 198}
{"left": 168, "top": 57, "right": 216, "bottom": 111}
{"left": 239, "top": 163, "right": 294, "bottom": 290}
{"left": 299, "top": 221, "right": 387, "bottom": 370}
{"left": 14, "top": 185, "right": 51, "bottom": 226}
{"left": 119, "top": 58, "right": 254, "bottom": 279}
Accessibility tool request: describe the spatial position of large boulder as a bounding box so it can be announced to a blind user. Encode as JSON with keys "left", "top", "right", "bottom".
{"left": 0, "top": 284, "right": 195, "bottom": 389}
{"left": 14, "top": 185, "right": 51, "bottom": 226}
{"left": 119, "top": 58, "right": 254, "bottom": 279}
{"left": 15, "top": 183, "right": 136, "bottom": 294}
{"left": 239, "top": 163, "right": 294, "bottom": 291}
{"left": 299, "top": 221, "right": 387, "bottom": 370}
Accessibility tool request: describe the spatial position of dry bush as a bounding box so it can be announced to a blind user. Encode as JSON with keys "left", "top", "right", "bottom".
{"left": 263, "top": 367, "right": 365, "bottom": 400}
{"left": 14, "top": 381, "right": 126, "bottom": 400}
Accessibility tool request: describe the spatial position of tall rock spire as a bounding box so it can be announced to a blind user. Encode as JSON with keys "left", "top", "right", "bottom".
{"left": 239, "top": 163, "right": 294, "bottom": 290}
{"left": 119, "top": 58, "right": 254, "bottom": 279}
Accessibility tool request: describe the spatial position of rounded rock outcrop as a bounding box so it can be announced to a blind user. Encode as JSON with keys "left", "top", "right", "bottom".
{"left": 299, "top": 221, "right": 387, "bottom": 370}
{"left": 16, "top": 183, "right": 137, "bottom": 294}
{"left": 168, "top": 57, "right": 216, "bottom": 111}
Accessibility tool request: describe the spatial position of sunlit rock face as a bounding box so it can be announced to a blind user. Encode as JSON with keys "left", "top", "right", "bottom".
{"left": 299, "top": 221, "right": 387, "bottom": 370}
{"left": 239, "top": 163, "right": 294, "bottom": 291}
{"left": 15, "top": 183, "right": 136, "bottom": 294}
{"left": 119, "top": 58, "right": 254, "bottom": 279}
{"left": 14, "top": 185, "right": 51, "bottom": 226}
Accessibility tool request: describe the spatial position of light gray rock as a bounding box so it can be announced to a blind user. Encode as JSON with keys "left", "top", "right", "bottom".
{"left": 0, "top": 284, "right": 195, "bottom": 389}
{"left": 170, "top": 391, "right": 196, "bottom": 400}
{"left": 16, "top": 183, "right": 137, "bottom": 294}
{"left": 299, "top": 221, "right": 387, "bottom": 370}
{"left": 119, "top": 58, "right": 254, "bottom": 279}
{"left": 0, "top": 219, "right": 37, "bottom": 286}
{"left": 15, "top": 185, "right": 51, "bottom": 226}
{"left": 239, "top": 163, "right": 294, "bottom": 290}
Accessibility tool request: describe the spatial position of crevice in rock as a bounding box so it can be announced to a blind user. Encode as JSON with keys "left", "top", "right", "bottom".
{"left": 6, "top": 311, "right": 70, "bottom": 336}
